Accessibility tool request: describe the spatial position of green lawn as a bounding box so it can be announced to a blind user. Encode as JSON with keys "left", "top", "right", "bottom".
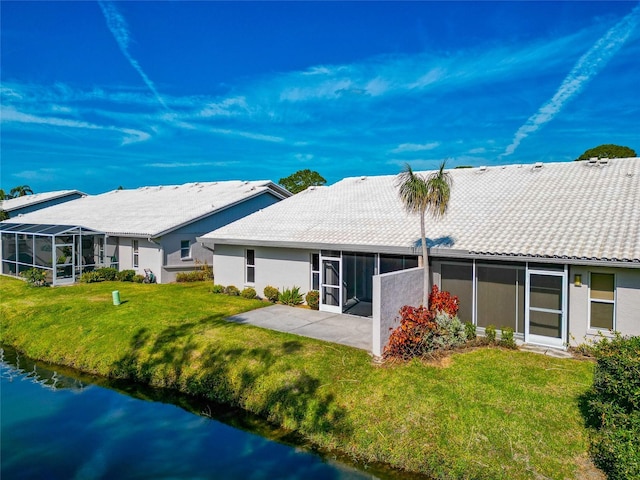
{"left": 0, "top": 276, "right": 596, "bottom": 479}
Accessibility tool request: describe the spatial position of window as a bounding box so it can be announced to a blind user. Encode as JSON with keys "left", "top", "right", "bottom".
{"left": 180, "top": 240, "right": 190, "bottom": 259}
{"left": 132, "top": 240, "right": 139, "bottom": 268}
{"left": 246, "top": 249, "right": 255, "bottom": 284}
{"left": 98, "top": 237, "right": 105, "bottom": 264}
{"left": 590, "top": 273, "right": 615, "bottom": 330}
{"left": 476, "top": 265, "right": 525, "bottom": 333}
{"left": 311, "top": 253, "right": 320, "bottom": 290}
{"left": 440, "top": 263, "right": 474, "bottom": 324}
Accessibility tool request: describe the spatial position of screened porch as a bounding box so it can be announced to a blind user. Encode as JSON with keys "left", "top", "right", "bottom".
{"left": 0, "top": 223, "right": 113, "bottom": 286}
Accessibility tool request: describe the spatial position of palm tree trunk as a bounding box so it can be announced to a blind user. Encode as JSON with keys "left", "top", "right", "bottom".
{"left": 420, "top": 208, "right": 429, "bottom": 306}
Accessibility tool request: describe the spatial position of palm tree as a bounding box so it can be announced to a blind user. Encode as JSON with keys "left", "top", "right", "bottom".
{"left": 396, "top": 161, "right": 452, "bottom": 305}
{"left": 0, "top": 189, "right": 7, "bottom": 200}
{"left": 9, "top": 185, "right": 34, "bottom": 198}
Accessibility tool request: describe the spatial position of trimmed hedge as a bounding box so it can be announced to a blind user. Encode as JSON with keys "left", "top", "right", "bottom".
{"left": 586, "top": 334, "right": 640, "bottom": 479}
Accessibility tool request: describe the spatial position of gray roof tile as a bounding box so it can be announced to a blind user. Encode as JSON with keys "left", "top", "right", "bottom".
{"left": 202, "top": 158, "right": 640, "bottom": 263}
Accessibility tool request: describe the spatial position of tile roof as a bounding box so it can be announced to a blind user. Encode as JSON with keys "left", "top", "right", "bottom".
{"left": 0, "top": 190, "right": 84, "bottom": 212}
{"left": 201, "top": 158, "right": 640, "bottom": 265}
{"left": 5, "top": 181, "right": 288, "bottom": 237}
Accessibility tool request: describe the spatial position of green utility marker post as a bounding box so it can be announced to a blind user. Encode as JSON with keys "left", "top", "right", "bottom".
{"left": 112, "top": 290, "right": 121, "bottom": 306}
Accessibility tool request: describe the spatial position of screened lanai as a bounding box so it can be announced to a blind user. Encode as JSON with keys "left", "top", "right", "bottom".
{"left": 0, "top": 223, "right": 110, "bottom": 285}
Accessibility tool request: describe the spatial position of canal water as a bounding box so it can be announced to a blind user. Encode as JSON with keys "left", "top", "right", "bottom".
{"left": 1, "top": 346, "right": 413, "bottom": 480}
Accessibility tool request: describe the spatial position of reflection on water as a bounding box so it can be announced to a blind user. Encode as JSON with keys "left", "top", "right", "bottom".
{"left": 0, "top": 346, "right": 420, "bottom": 480}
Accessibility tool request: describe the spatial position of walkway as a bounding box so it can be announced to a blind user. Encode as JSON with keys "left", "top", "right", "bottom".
{"left": 226, "top": 304, "right": 372, "bottom": 351}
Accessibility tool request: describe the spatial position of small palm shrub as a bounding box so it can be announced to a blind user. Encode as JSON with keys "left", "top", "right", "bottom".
{"left": 241, "top": 287, "right": 257, "bottom": 299}
{"left": 305, "top": 290, "right": 320, "bottom": 310}
{"left": 263, "top": 285, "right": 279, "bottom": 303}
{"left": 279, "top": 286, "right": 303, "bottom": 306}
{"left": 211, "top": 284, "right": 225, "bottom": 294}
{"left": 116, "top": 269, "right": 136, "bottom": 282}
{"left": 224, "top": 285, "right": 240, "bottom": 296}
{"left": 20, "top": 268, "right": 47, "bottom": 287}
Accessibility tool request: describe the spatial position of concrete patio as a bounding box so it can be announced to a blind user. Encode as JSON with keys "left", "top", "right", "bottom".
{"left": 226, "top": 304, "right": 372, "bottom": 351}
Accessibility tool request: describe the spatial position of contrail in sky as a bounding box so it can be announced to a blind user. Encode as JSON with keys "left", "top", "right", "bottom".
{"left": 502, "top": 3, "right": 640, "bottom": 157}
{"left": 98, "top": 1, "right": 169, "bottom": 110}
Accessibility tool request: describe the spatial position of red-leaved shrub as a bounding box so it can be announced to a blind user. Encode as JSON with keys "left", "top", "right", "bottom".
{"left": 383, "top": 285, "right": 461, "bottom": 360}
{"left": 428, "top": 285, "right": 459, "bottom": 316}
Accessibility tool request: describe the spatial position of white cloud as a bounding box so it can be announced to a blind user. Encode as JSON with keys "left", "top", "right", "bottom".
{"left": 98, "top": 1, "right": 168, "bottom": 110}
{"left": 210, "top": 128, "right": 284, "bottom": 143}
{"left": 1, "top": 106, "right": 151, "bottom": 144}
{"left": 144, "top": 161, "right": 234, "bottom": 168}
{"left": 391, "top": 142, "right": 440, "bottom": 153}
{"left": 502, "top": 3, "right": 640, "bottom": 157}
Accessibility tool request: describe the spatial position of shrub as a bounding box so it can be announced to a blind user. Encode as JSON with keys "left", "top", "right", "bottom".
{"left": 428, "top": 285, "right": 459, "bottom": 316}
{"left": 224, "top": 285, "right": 240, "bottom": 296}
{"left": 590, "top": 413, "right": 640, "bottom": 480}
{"left": 279, "top": 286, "right": 304, "bottom": 306}
{"left": 263, "top": 285, "right": 279, "bottom": 303}
{"left": 96, "top": 267, "right": 118, "bottom": 281}
{"left": 81, "top": 267, "right": 118, "bottom": 283}
{"left": 485, "top": 325, "right": 497, "bottom": 344}
{"left": 116, "top": 269, "right": 136, "bottom": 282}
{"left": 499, "top": 327, "right": 517, "bottom": 349}
{"left": 211, "top": 284, "right": 225, "bottom": 294}
{"left": 133, "top": 274, "right": 145, "bottom": 283}
{"left": 384, "top": 305, "right": 436, "bottom": 360}
{"left": 423, "top": 312, "right": 467, "bottom": 351}
{"left": 176, "top": 270, "right": 209, "bottom": 282}
{"left": 464, "top": 322, "right": 476, "bottom": 340}
{"left": 81, "top": 271, "right": 102, "bottom": 283}
{"left": 241, "top": 287, "right": 257, "bottom": 299}
{"left": 20, "top": 268, "right": 47, "bottom": 287}
{"left": 584, "top": 335, "right": 640, "bottom": 479}
{"left": 305, "top": 290, "right": 320, "bottom": 310}
{"left": 194, "top": 260, "right": 213, "bottom": 281}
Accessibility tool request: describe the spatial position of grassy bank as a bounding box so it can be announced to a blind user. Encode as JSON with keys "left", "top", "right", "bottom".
{"left": 1, "top": 277, "right": 596, "bottom": 479}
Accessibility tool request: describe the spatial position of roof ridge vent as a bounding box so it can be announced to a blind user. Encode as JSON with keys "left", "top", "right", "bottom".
{"left": 360, "top": 176, "right": 367, "bottom": 181}
{"left": 479, "top": 166, "right": 487, "bottom": 172}
{"left": 533, "top": 162, "right": 543, "bottom": 169}
{"left": 598, "top": 158, "right": 610, "bottom": 166}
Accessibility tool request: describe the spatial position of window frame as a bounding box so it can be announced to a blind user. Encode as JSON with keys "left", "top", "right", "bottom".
{"left": 311, "top": 253, "right": 320, "bottom": 291}
{"left": 132, "top": 239, "right": 139, "bottom": 268}
{"left": 588, "top": 272, "right": 616, "bottom": 331}
{"left": 245, "top": 249, "right": 255, "bottom": 285}
{"left": 180, "top": 240, "right": 191, "bottom": 260}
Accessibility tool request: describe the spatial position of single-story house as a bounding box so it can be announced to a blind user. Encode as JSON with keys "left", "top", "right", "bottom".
{"left": 1, "top": 181, "right": 290, "bottom": 285}
{"left": 199, "top": 158, "right": 640, "bottom": 354}
{"left": 0, "top": 190, "right": 85, "bottom": 218}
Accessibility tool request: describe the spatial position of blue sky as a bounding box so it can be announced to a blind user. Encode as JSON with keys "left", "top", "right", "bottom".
{"left": 1, "top": 1, "right": 639, "bottom": 194}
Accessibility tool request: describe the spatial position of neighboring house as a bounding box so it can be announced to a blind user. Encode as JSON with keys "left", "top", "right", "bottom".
{"left": 1, "top": 181, "right": 290, "bottom": 285}
{"left": 199, "top": 158, "right": 640, "bottom": 354}
{"left": 0, "top": 190, "right": 85, "bottom": 218}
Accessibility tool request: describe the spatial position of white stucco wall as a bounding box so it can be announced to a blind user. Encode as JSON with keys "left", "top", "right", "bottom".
{"left": 213, "top": 244, "right": 316, "bottom": 298}
{"left": 568, "top": 265, "right": 640, "bottom": 345}
{"left": 117, "top": 237, "right": 164, "bottom": 281}
{"left": 372, "top": 267, "right": 424, "bottom": 357}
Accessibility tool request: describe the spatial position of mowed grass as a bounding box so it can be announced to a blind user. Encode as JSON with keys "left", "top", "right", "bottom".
{"left": 0, "top": 276, "right": 596, "bottom": 479}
